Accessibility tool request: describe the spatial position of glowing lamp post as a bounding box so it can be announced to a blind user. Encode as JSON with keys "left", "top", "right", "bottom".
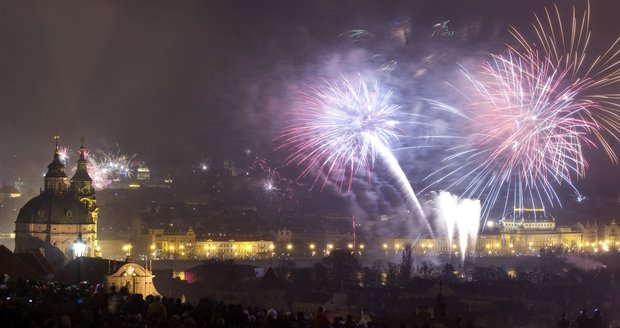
{"left": 73, "top": 232, "right": 86, "bottom": 284}
{"left": 326, "top": 243, "right": 334, "bottom": 255}
{"left": 123, "top": 243, "right": 133, "bottom": 260}
{"left": 286, "top": 243, "right": 293, "bottom": 257}
{"left": 73, "top": 233, "right": 87, "bottom": 257}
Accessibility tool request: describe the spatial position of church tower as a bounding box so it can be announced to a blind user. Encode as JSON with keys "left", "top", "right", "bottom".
{"left": 69, "top": 137, "right": 100, "bottom": 256}
{"left": 44, "top": 135, "right": 69, "bottom": 195}
{"left": 70, "top": 137, "right": 95, "bottom": 199}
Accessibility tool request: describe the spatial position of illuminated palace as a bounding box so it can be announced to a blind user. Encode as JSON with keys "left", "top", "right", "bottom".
{"left": 391, "top": 208, "right": 616, "bottom": 256}
{"left": 14, "top": 137, "right": 99, "bottom": 268}
{"left": 122, "top": 228, "right": 275, "bottom": 260}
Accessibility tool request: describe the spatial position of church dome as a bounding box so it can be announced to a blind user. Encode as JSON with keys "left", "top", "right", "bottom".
{"left": 16, "top": 193, "right": 93, "bottom": 225}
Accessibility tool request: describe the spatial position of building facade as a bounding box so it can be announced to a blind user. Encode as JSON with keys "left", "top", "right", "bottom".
{"left": 195, "top": 239, "right": 274, "bottom": 259}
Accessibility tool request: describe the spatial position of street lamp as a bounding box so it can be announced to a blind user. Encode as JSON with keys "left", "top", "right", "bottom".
{"left": 326, "top": 243, "right": 334, "bottom": 255}
{"left": 286, "top": 243, "right": 293, "bottom": 257}
{"left": 123, "top": 243, "right": 133, "bottom": 260}
{"left": 73, "top": 232, "right": 87, "bottom": 258}
{"left": 73, "top": 231, "right": 87, "bottom": 284}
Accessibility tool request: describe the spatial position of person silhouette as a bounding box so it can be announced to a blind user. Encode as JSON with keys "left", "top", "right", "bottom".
{"left": 576, "top": 309, "right": 588, "bottom": 328}
{"left": 591, "top": 309, "right": 602, "bottom": 328}
{"left": 557, "top": 312, "right": 569, "bottom": 328}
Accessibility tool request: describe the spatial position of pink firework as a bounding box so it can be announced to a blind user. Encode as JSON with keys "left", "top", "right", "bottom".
{"left": 277, "top": 77, "right": 402, "bottom": 190}
{"left": 277, "top": 76, "right": 429, "bottom": 231}
{"left": 509, "top": 2, "right": 620, "bottom": 162}
{"left": 83, "top": 148, "right": 139, "bottom": 190}
{"left": 429, "top": 50, "right": 599, "bottom": 220}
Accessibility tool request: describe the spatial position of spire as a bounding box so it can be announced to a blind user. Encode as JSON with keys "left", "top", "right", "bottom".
{"left": 433, "top": 280, "right": 446, "bottom": 320}
{"left": 44, "top": 135, "right": 68, "bottom": 194}
{"left": 70, "top": 137, "right": 94, "bottom": 197}
{"left": 54, "top": 134, "right": 60, "bottom": 154}
{"left": 79, "top": 136, "right": 85, "bottom": 158}
{"left": 46, "top": 135, "right": 66, "bottom": 178}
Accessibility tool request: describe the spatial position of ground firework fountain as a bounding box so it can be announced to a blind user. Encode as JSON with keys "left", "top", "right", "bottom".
{"left": 436, "top": 191, "right": 481, "bottom": 261}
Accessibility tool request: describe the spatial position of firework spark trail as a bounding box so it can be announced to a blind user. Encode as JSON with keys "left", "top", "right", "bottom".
{"left": 427, "top": 50, "right": 600, "bottom": 221}
{"left": 369, "top": 134, "right": 430, "bottom": 232}
{"left": 57, "top": 147, "right": 112, "bottom": 189}
{"left": 278, "top": 76, "right": 430, "bottom": 232}
{"left": 436, "top": 192, "right": 458, "bottom": 250}
{"left": 84, "top": 149, "right": 140, "bottom": 190}
{"left": 57, "top": 147, "right": 73, "bottom": 164}
{"left": 509, "top": 2, "right": 620, "bottom": 162}
{"left": 455, "top": 196, "right": 481, "bottom": 261}
{"left": 339, "top": 29, "right": 374, "bottom": 42}
{"left": 248, "top": 158, "right": 294, "bottom": 204}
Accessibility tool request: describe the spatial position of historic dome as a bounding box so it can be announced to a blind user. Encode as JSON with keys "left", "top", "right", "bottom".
{"left": 14, "top": 137, "right": 100, "bottom": 264}
{"left": 15, "top": 193, "right": 92, "bottom": 225}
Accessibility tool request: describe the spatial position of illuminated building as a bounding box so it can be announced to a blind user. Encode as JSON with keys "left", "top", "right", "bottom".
{"left": 602, "top": 219, "right": 620, "bottom": 244}
{"left": 142, "top": 227, "right": 275, "bottom": 259}
{"left": 54, "top": 258, "right": 159, "bottom": 297}
{"left": 196, "top": 239, "right": 275, "bottom": 259}
{"left": 493, "top": 208, "right": 582, "bottom": 253}
{"left": 14, "top": 137, "right": 99, "bottom": 268}
{"left": 106, "top": 263, "right": 159, "bottom": 296}
{"left": 401, "top": 209, "right": 608, "bottom": 256}
{"left": 0, "top": 184, "right": 21, "bottom": 202}
{"left": 136, "top": 166, "right": 150, "bottom": 181}
{"left": 147, "top": 227, "right": 196, "bottom": 259}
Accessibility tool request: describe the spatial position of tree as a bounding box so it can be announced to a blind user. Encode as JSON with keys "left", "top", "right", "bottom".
{"left": 291, "top": 267, "right": 314, "bottom": 288}
{"left": 313, "top": 262, "right": 329, "bottom": 288}
{"left": 276, "top": 259, "right": 296, "bottom": 282}
{"left": 440, "top": 263, "right": 458, "bottom": 283}
{"left": 364, "top": 260, "right": 385, "bottom": 288}
{"left": 322, "top": 249, "right": 361, "bottom": 289}
{"left": 399, "top": 244, "right": 414, "bottom": 287}
{"left": 386, "top": 262, "right": 400, "bottom": 288}
{"left": 416, "top": 261, "right": 438, "bottom": 280}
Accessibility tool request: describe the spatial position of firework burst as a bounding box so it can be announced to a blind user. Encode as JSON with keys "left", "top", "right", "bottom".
{"left": 247, "top": 158, "right": 294, "bottom": 205}
{"left": 57, "top": 147, "right": 73, "bottom": 164}
{"left": 277, "top": 76, "right": 430, "bottom": 231}
{"left": 428, "top": 51, "right": 599, "bottom": 220}
{"left": 510, "top": 2, "right": 620, "bottom": 162}
{"left": 84, "top": 149, "right": 140, "bottom": 189}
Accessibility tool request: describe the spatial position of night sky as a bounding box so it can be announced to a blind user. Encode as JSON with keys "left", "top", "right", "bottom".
{"left": 0, "top": 0, "right": 619, "bottom": 220}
